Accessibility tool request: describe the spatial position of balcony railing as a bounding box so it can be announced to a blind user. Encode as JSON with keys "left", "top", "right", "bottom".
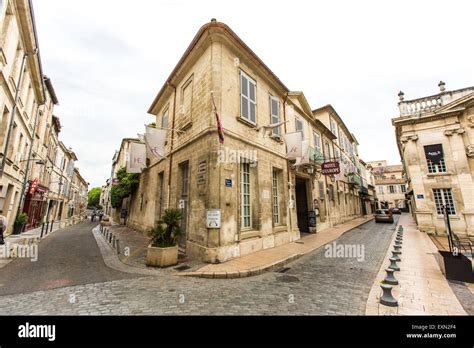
{"left": 348, "top": 173, "right": 361, "bottom": 186}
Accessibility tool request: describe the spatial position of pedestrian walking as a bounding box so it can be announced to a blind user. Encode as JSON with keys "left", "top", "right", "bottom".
{"left": 120, "top": 208, "right": 127, "bottom": 225}
{"left": 91, "top": 211, "right": 96, "bottom": 222}
{"left": 99, "top": 211, "right": 104, "bottom": 222}
{"left": 0, "top": 214, "right": 6, "bottom": 245}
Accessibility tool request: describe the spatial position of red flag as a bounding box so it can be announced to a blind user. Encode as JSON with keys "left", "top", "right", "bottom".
{"left": 211, "top": 93, "right": 224, "bottom": 144}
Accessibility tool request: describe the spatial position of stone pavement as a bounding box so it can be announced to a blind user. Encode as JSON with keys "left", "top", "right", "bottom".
{"left": 0, "top": 217, "right": 397, "bottom": 315}
{"left": 179, "top": 215, "right": 375, "bottom": 278}
{"left": 365, "top": 214, "right": 468, "bottom": 315}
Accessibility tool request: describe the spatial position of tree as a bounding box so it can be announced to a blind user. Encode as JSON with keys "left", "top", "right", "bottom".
{"left": 88, "top": 187, "right": 101, "bottom": 208}
{"left": 110, "top": 167, "right": 140, "bottom": 209}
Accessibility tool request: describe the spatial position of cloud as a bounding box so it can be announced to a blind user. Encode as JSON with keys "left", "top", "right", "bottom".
{"left": 33, "top": 0, "right": 474, "bottom": 188}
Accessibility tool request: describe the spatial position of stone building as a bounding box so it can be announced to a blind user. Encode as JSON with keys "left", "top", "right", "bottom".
{"left": 115, "top": 20, "right": 373, "bottom": 263}
{"left": 366, "top": 160, "right": 408, "bottom": 210}
{"left": 392, "top": 82, "right": 474, "bottom": 236}
{"left": 0, "top": 0, "right": 87, "bottom": 234}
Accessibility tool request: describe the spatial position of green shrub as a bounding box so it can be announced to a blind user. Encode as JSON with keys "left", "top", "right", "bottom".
{"left": 148, "top": 209, "right": 183, "bottom": 247}
{"left": 15, "top": 213, "right": 28, "bottom": 225}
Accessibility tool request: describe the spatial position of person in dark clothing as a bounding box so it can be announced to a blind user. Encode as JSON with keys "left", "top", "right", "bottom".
{"left": 99, "top": 211, "right": 104, "bottom": 222}
{"left": 91, "top": 211, "right": 96, "bottom": 222}
{"left": 0, "top": 214, "right": 6, "bottom": 245}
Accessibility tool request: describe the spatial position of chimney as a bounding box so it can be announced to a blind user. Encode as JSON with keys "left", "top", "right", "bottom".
{"left": 438, "top": 81, "right": 446, "bottom": 92}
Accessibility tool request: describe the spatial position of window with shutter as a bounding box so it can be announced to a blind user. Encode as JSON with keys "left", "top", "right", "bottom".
{"left": 181, "top": 77, "right": 193, "bottom": 128}
{"left": 270, "top": 96, "right": 280, "bottom": 136}
{"left": 240, "top": 71, "right": 257, "bottom": 124}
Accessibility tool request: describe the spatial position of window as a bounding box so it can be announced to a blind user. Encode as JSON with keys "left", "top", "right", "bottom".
{"left": 180, "top": 77, "right": 193, "bottom": 128}
{"left": 433, "top": 188, "right": 456, "bottom": 215}
{"left": 161, "top": 108, "right": 169, "bottom": 129}
{"left": 400, "top": 185, "right": 406, "bottom": 193}
{"left": 272, "top": 169, "right": 280, "bottom": 224}
{"left": 241, "top": 162, "right": 251, "bottom": 228}
{"left": 425, "top": 144, "right": 446, "bottom": 173}
{"left": 269, "top": 96, "right": 280, "bottom": 136}
{"left": 324, "top": 142, "right": 333, "bottom": 160}
{"left": 313, "top": 132, "right": 321, "bottom": 153}
{"left": 240, "top": 71, "right": 256, "bottom": 124}
{"left": 427, "top": 158, "right": 447, "bottom": 173}
{"left": 295, "top": 116, "right": 304, "bottom": 137}
{"left": 378, "top": 186, "right": 384, "bottom": 194}
{"left": 330, "top": 118, "right": 337, "bottom": 137}
{"left": 389, "top": 185, "right": 396, "bottom": 194}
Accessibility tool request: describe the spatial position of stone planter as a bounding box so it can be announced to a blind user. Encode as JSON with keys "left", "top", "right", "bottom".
{"left": 146, "top": 244, "right": 178, "bottom": 267}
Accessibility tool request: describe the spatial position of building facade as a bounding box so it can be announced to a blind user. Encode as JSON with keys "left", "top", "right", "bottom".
{"left": 0, "top": 0, "right": 88, "bottom": 234}
{"left": 104, "top": 21, "right": 374, "bottom": 263}
{"left": 367, "top": 160, "right": 408, "bottom": 210}
{"left": 392, "top": 82, "right": 474, "bottom": 237}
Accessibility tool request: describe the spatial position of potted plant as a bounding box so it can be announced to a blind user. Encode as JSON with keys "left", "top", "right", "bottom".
{"left": 13, "top": 213, "right": 28, "bottom": 234}
{"left": 146, "top": 209, "right": 183, "bottom": 267}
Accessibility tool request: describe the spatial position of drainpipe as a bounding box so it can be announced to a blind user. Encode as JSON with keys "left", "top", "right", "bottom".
{"left": 282, "top": 93, "right": 293, "bottom": 234}
{"left": 0, "top": 51, "right": 32, "bottom": 175}
{"left": 167, "top": 82, "right": 177, "bottom": 208}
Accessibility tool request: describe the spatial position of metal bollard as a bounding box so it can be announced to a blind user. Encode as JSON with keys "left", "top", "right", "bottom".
{"left": 50, "top": 220, "right": 54, "bottom": 233}
{"left": 388, "top": 257, "right": 400, "bottom": 271}
{"left": 40, "top": 223, "right": 45, "bottom": 238}
{"left": 380, "top": 284, "right": 398, "bottom": 307}
{"left": 391, "top": 250, "right": 401, "bottom": 261}
{"left": 100, "top": 225, "right": 103, "bottom": 233}
{"left": 109, "top": 232, "right": 112, "bottom": 243}
{"left": 45, "top": 221, "right": 49, "bottom": 235}
{"left": 393, "top": 244, "right": 402, "bottom": 252}
{"left": 384, "top": 268, "right": 399, "bottom": 285}
{"left": 112, "top": 235, "right": 116, "bottom": 248}
{"left": 116, "top": 239, "right": 120, "bottom": 254}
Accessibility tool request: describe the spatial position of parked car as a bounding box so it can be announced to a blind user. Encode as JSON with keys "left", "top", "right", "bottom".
{"left": 375, "top": 209, "right": 394, "bottom": 223}
{"left": 390, "top": 207, "right": 401, "bottom": 215}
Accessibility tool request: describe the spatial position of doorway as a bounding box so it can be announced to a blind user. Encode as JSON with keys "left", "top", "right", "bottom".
{"left": 179, "top": 161, "right": 189, "bottom": 251}
{"left": 295, "top": 177, "right": 310, "bottom": 234}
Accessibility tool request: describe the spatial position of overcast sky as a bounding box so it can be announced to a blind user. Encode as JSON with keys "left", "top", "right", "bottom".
{"left": 33, "top": 0, "right": 474, "bottom": 189}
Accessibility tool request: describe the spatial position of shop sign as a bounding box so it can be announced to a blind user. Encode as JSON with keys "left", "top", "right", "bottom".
{"left": 29, "top": 178, "right": 39, "bottom": 194}
{"left": 321, "top": 161, "right": 340, "bottom": 175}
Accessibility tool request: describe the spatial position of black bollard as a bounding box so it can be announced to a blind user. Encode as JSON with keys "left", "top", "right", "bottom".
{"left": 380, "top": 284, "right": 398, "bottom": 307}
{"left": 50, "top": 220, "right": 54, "bottom": 233}
{"left": 384, "top": 268, "right": 399, "bottom": 285}
{"left": 116, "top": 239, "right": 120, "bottom": 254}
{"left": 388, "top": 257, "right": 400, "bottom": 271}
{"left": 40, "top": 223, "right": 45, "bottom": 238}
{"left": 391, "top": 250, "right": 401, "bottom": 261}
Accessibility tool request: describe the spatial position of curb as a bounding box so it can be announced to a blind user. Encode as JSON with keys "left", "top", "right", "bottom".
{"left": 177, "top": 216, "right": 375, "bottom": 279}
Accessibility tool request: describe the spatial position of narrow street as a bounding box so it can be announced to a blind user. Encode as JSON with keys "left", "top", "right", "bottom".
{"left": 0, "top": 217, "right": 398, "bottom": 315}
{"left": 0, "top": 221, "right": 140, "bottom": 297}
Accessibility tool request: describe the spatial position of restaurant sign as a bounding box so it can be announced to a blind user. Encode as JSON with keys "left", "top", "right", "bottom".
{"left": 321, "top": 161, "right": 340, "bottom": 175}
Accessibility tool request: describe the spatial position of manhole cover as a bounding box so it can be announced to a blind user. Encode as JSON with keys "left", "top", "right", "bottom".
{"left": 275, "top": 267, "right": 291, "bottom": 273}
{"left": 276, "top": 275, "right": 300, "bottom": 283}
{"left": 174, "top": 265, "right": 191, "bottom": 271}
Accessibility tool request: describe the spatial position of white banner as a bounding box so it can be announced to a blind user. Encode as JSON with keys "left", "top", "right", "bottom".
{"left": 284, "top": 131, "right": 303, "bottom": 159}
{"left": 127, "top": 142, "right": 146, "bottom": 173}
{"left": 295, "top": 140, "right": 309, "bottom": 166}
{"left": 145, "top": 126, "right": 167, "bottom": 159}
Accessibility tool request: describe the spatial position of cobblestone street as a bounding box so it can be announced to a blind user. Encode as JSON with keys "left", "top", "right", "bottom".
{"left": 0, "top": 217, "right": 399, "bottom": 315}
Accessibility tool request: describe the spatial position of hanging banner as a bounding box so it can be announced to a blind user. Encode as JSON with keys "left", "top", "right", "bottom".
{"left": 424, "top": 144, "right": 443, "bottom": 165}
{"left": 321, "top": 161, "right": 340, "bottom": 175}
{"left": 284, "top": 131, "right": 303, "bottom": 159}
{"left": 145, "top": 126, "right": 167, "bottom": 159}
{"left": 127, "top": 143, "right": 146, "bottom": 173}
{"left": 29, "top": 178, "right": 39, "bottom": 194}
{"left": 295, "top": 140, "right": 309, "bottom": 166}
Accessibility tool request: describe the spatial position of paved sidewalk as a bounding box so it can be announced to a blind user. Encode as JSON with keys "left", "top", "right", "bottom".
{"left": 365, "top": 214, "right": 467, "bottom": 315}
{"left": 178, "top": 215, "right": 374, "bottom": 278}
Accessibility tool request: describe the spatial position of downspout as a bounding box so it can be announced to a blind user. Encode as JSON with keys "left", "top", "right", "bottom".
{"left": 167, "top": 82, "right": 177, "bottom": 208}
{"left": 282, "top": 93, "right": 293, "bottom": 234}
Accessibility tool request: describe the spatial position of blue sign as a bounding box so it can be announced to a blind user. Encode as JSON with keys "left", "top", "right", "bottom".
{"left": 225, "top": 179, "right": 232, "bottom": 187}
{"left": 416, "top": 194, "right": 424, "bottom": 199}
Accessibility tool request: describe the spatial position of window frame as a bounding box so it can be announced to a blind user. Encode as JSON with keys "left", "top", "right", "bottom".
{"left": 295, "top": 116, "right": 304, "bottom": 138}
{"left": 240, "top": 162, "right": 251, "bottom": 229}
{"left": 433, "top": 188, "right": 456, "bottom": 215}
{"left": 269, "top": 95, "right": 280, "bottom": 136}
{"left": 239, "top": 70, "right": 257, "bottom": 124}
{"left": 272, "top": 169, "right": 280, "bottom": 225}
